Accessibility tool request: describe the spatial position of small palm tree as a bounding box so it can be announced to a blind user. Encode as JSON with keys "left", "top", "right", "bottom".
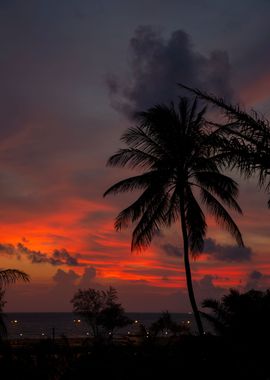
{"left": 0, "top": 269, "right": 29, "bottom": 339}
{"left": 104, "top": 97, "right": 243, "bottom": 335}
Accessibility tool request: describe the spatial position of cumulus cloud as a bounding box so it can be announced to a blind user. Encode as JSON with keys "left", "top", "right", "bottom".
{"left": 79, "top": 266, "right": 97, "bottom": 288}
{"left": 53, "top": 268, "right": 80, "bottom": 285}
{"left": 108, "top": 25, "right": 232, "bottom": 117}
{"left": 194, "top": 274, "right": 226, "bottom": 302}
{"left": 203, "top": 238, "right": 253, "bottom": 262}
{"left": 52, "top": 266, "right": 97, "bottom": 288}
{"left": 249, "top": 270, "right": 263, "bottom": 280}
{"left": 0, "top": 242, "right": 86, "bottom": 267}
{"left": 244, "top": 270, "right": 270, "bottom": 291}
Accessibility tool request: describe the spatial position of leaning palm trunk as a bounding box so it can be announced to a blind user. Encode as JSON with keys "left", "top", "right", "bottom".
{"left": 180, "top": 198, "right": 204, "bottom": 335}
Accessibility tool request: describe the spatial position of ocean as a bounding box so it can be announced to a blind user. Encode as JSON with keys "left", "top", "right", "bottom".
{"left": 3, "top": 312, "right": 196, "bottom": 339}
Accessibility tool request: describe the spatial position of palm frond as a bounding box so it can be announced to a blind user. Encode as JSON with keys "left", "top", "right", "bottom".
{"left": 179, "top": 84, "right": 269, "bottom": 132}
{"left": 106, "top": 148, "right": 158, "bottom": 169}
{"left": 200, "top": 188, "right": 244, "bottom": 246}
{"left": 122, "top": 126, "right": 168, "bottom": 158}
{"left": 0, "top": 269, "right": 30, "bottom": 286}
{"left": 113, "top": 185, "right": 159, "bottom": 231}
{"left": 103, "top": 171, "right": 158, "bottom": 197}
{"left": 131, "top": 192, "right": 170, "bottom": 251}
{"left": 194, "top": 171, "right": 242, "bottom": 214}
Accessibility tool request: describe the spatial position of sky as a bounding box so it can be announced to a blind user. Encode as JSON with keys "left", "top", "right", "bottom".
{"left": 1, "top": 0, "right": 270, "bottom": 312}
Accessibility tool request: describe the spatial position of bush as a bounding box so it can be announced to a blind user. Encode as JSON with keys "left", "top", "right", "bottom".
{"left": 71, "top": 287, "right": 131, "bottom": 339}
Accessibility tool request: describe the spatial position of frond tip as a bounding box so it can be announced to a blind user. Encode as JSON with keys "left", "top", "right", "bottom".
{"left": 0, "top": 269, "right": 30, "bottom": 286}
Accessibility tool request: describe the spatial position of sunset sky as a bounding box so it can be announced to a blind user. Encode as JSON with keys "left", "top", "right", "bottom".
{"left": 1, "top": 0, "right": 270, "bottom": 312}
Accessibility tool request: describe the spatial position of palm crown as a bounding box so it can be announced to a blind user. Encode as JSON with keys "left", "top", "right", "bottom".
{"left": 104, "top": 98, "right": 243, "bottom": 252}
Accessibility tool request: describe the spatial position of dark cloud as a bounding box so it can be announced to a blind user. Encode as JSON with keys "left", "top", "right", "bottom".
{"left": 0, "top": 243, "right": 18, "bottom": 256}
{"left": 79, "top": 266, "right": 97, "bottom": 288}
{"left": 161, "top": 243, "right": 182, "bottom": 258}
{"left": 51, "top": 249, "right": 78, "bottom": 266}
{"left": 53, "top": 268, "right": 80, "bottom": 285}
{"left": 194, "top": 275, "right": 226, "bottom": 302}
{"left": 244, "top": 270, "right": 270, "bottom": 291}
{"left": 0, "top": 242, "right": 86, "bottom": 267}
{"left": 52, "top": 266, "right": 97, "bottom": 288}
{"left": 108, "top": 25, "right": 232, "bottom": 117}
{"left": 249, "top": 270, "right": 263, "bottom": 280}
{"left": 204, "top": 238, "right": 253, "bottom": 262}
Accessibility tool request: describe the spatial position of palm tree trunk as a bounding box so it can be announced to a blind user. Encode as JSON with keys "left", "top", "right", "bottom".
{"left": 179, "top": 198, "right": 204, "bottom": 336}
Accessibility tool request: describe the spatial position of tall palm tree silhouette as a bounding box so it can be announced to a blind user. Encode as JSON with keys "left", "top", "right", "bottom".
{"left": 104, "top": 98, "right": 243, "bottom": 335}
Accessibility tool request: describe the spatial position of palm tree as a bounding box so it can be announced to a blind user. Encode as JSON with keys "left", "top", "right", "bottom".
{"left": 0, "top": 269, "right": 30, "bottom": 286}
{"left": 0, "top": 269, "right": 29, "bottom": 339}
{"left": 179, "top": 84, "right": 270, "bottom": 207}
{"left": 104, "top": 97, "right": 244, "bottom": 335}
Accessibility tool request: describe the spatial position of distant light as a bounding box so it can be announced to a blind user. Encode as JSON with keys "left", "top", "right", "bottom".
{"left": 187, "top": 320, "right": 190, "bottom": 324}
{"left": 41, "top": 333, "right": 45, "bottom": 336}
{"left": 19, "top": 333, "right": 23, "bottom": 337}
{"left": 86, "top": 332, "right": 89, "bottom": 336}
{"left": 127, "top": 331, "right": 130, "bottom": 335}
{"left": 134, "top": 320, "right": 138, "bottom": 324}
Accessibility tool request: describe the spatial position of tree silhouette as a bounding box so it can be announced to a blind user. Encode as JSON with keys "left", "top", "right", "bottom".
{"left": 179, "top": 84, "right": 270, "bottom": 207}
{"left": 71, "top": 287, "right": 130, "bottom": 339}
{"left": 104, "top": 97, "right": 243, "bottom": 336}
{"left": 150, "top": 311, "right": 190, "bottom": 338}
{"left": 202, "top": 289, "right": 270, "bottom": 343}
{"left": 0, "top": 271, "right": 29, "bottom": 339}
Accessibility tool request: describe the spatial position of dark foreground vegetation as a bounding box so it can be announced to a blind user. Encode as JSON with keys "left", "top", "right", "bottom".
{"left": 2, "top": 287, "right": 270, "bottom": 379}
{"left": 0, "top": 332, "right": 268, "bottom": 380}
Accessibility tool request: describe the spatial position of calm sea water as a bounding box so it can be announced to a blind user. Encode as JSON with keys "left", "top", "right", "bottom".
{"left": 3, "top": 312, "right": 196, "bottom": 339}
